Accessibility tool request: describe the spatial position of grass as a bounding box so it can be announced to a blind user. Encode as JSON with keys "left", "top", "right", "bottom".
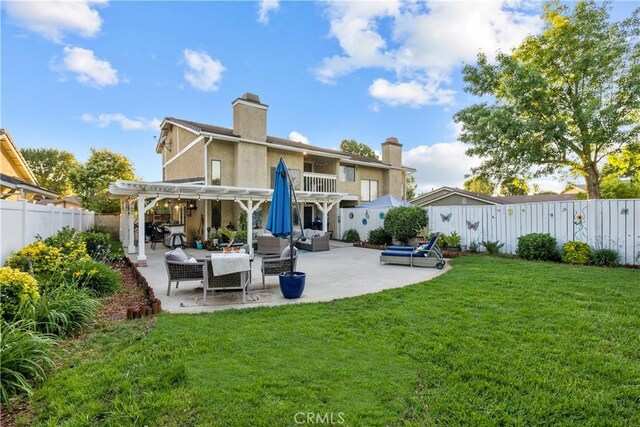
{"left": 23, "top": 256, "right": 640, "bottom": 426}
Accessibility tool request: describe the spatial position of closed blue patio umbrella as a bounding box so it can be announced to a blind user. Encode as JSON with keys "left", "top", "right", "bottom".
{"left": 266, "top": 157, "right": 303, "bottom": 279}
{"left": 266, "top": 159, "right": 292, "bottom": 238}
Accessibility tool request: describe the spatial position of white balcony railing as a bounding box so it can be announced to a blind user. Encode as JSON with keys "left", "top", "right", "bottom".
{"left": 303, "top": 172, "right": 337, "bottom": 193}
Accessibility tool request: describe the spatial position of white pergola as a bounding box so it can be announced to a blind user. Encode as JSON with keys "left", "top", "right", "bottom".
{"left": 109, "top": 180, "right": 344, "bottom": 266}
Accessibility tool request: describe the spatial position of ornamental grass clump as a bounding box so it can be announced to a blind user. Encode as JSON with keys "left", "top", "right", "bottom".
{"left": 590, "top": 248, "right": 619, "bottom": 267}
{"left": 0, "top": 267, "right": 40, "bottom": 321}
{"left": 561, "top": 241, "right": 592, "bottom": 265}
{"left": 60, "top": 261, "right": 121, "bottom": 296}
{"left": 0, "top": 320, "right": 55, "bottom": 406}
{"left": 19, "top": 284, "right": 99, "bottom": 337}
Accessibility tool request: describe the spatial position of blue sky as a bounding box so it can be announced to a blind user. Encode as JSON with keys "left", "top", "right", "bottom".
{"left": 1, "top": 1, "right": 636, "bottom": 193}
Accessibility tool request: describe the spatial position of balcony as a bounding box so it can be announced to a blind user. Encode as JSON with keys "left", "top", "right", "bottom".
{"left": 303, "top": 172, "right": 337, "bottom": 193}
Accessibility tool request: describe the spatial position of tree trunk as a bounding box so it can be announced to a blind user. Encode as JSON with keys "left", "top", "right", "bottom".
{"left": 585, "top": 163, "right": 601, "bottom": 199}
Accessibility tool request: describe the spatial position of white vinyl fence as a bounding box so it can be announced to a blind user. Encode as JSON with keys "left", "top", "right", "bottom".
{"left": 0, "top": 199, "right": 95, "bottom": 265}
{"left": 426, "top": 199, "right": 640, "bottom": 265}
{"left": 339, "top": 208, "right": 390, "bottom": 241}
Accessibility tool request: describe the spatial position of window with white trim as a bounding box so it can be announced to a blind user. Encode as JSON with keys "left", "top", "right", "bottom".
{"left": 211, "top": 160, "right": 221, "bottom": 185}
{"left": 360, "top": 179, "right": 378, "bottom": 201}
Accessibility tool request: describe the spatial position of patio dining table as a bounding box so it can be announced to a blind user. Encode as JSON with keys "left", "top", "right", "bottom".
{"left": 200, "top": 252, "right": 254, "bottom": 303}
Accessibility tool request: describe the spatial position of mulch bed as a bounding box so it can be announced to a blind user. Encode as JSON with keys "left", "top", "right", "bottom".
{"left": 97, "top": 259, "right": 156, "bottom": 322}
{"left": 352, "top": 241, "right": 387, "bottom": 250}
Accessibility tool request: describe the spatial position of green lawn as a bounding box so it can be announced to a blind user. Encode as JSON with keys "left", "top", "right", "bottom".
{"left": 24, "top": 257, "right": 639, "bottom": 426}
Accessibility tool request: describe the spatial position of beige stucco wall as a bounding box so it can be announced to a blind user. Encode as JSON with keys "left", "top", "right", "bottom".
{"left": 267, "top": 149, "right": 304, "bottom": 188}
{"left": 207, "top": 139, "right": 236, "bottom": 186}
{"left": 235, "top": 143, "right": 268, "bottom": 188}
{"left": 233, "top": 102, "right": 267, "bottom": 141}
{"left": 337, "top": 165, "right": 385, "bottom": 202}
{"left": 164, "top": 139, "right": 204, "bottom": 181}
{"left": 384, "top": 169, "right": 404, "bottom": 199}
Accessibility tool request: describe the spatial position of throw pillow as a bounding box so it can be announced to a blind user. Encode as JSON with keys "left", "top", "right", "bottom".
{"left": 165, "top": 248, "right": 188, "bottom": 261}
{"left": 281, "top": 245, "right": 298, "bottom": 259}
{"left": 313, "top": 232, "right": 321, "bottom": 237}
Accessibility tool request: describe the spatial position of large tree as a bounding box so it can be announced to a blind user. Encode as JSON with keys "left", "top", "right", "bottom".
{"left": 21, "top": 148, "right": 80, "bottom": 196}
{"left": 70, "top": 148, "right": 135, "bottom": 213}
{"left": 499, "top": 177, "right": 531, "bottom": 196}
{"left": 339, "top": 139, "right": 378, "bottom": 159}
{"left": 455, "top": 1, "right": 639, "bottom": 199}
{"left": 405, "top": 175, "right": 417, "bottom": 200}
{"left": 463, "top": 175, "right": 495, "bottom": 195}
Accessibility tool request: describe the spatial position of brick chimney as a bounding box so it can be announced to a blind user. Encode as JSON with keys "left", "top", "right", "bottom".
{"left": 232, "top": 93, "right": 268, "bottom": 141}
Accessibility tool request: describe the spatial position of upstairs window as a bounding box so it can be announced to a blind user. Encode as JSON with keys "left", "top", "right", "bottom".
{"left": 361, "top": 179, "right": 378, "bottom": 201}
{"left": 211, "top": 160, "right": 221, "bottom": 185}
{"left": 340, "top": 165, "right": 356, "bottom": 182}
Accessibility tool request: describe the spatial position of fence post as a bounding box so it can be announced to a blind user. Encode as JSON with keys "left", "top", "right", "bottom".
{"left": 49, "top": 204, "right": 55, "bottom": 235}
{"left": 21, "top": 199, "right": 28, "bottom": 247}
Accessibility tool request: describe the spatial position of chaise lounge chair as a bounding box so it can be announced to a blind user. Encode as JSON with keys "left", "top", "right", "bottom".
{"left": 380, "top": 233, "right": 446, "bottom": 269}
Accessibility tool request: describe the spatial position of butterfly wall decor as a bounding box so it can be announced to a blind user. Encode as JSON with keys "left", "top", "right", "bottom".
{"left": 440, "top": 213, "right": 452, "bottom": 222}
{"left": 466, "top": 220, "right": 479, "bottom": 231}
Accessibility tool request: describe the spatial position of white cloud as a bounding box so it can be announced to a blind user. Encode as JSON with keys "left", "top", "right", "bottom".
{"left": 54, "top": 46, "right": 119, "bottom": 87}
{"left": 183, "top": 49, "right": 225, "bottom": 92}
{"left": 368, "top": 78, "right": 454, "bottom": 107}
{"left": 403, "top": 141, "right": 482, "bottom": 193}
{"left": 288, "top": 131, "right": 309, "bottom": 144}
{"left": 257, "top": 0, "right": 279, "bottom": 24}
{"left": 4, "top": 0, "right": 106, "bottom": 43}
{"left": 81, "top": 113, "right": 160, "bottom": 131}
{"left": 316, "top": 0, "right": 542, "bottom": 106}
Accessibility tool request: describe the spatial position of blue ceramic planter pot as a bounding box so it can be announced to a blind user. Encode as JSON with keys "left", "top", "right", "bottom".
{"left": 279, "top": 272, "right": 306, "bottom": 299}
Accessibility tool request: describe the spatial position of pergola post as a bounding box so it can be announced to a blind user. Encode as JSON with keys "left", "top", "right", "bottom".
{"left": 137, "top": 196, "right": 147, "bottom": 266}
{"left": 234, "top": 198, "right": 264, "bottom": 255}
{"left": 314, "top": 201, "right": 339, "bottom": 235}
{"left": 128, "top": 199, "right": 136, "bottom": 254}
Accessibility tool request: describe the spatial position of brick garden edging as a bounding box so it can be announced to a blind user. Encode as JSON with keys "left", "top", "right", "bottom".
{"left": 120, "top": 257, "right": 162, "bottom": 319}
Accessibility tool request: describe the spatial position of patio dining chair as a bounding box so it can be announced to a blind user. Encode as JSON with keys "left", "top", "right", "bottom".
{"left": 164, "top": 249, "right": 205, "bottom": 296}
{"left": 261, "top": 246, "right": 298, "bottom": 288}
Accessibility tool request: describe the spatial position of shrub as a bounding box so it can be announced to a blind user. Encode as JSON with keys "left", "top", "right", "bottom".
{"left": 384, "top": 206, "right": 427, "bottom": 244}
{"left": 468, "top": 240, "right": 480, "bottom": 253}
{"left": 6, "top": 242, "right": 63, "bottom": 280}
{"left": 59, "top": 261, "right": 121, "bottom": 296}
{"left": 481, "top": 240, "right": 504, "bottom": 255}
{"left": 81, "top": 230, "right": 112, "bottom": 260}
{"left": 0, "top": 320, "right": 55, "bottom": 406}
{"left": 590, "top": 248, "right": 619, "bottom": 267}
{"left": 42, "top": 227, "right": 90, "bottom": 264}
{"left": 0, "top": 267, "right": 40, "bottom": 321}
{"left": 561, "top": 241, "right": 592, "bottom": 265}
{"left": 19, "top": 285, "right": 98, "bottom": 337}
{"left": 343, "top": 229, "right": 360, "bottom": 243}
{"left": 516, "top": 233, "right": 560, "bottom": 261}
{"left": 368, "top": 228, "right": 392, "bottom": 246}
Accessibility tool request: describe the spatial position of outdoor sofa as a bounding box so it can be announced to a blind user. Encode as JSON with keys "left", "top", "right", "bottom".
{"left": 295, "top": 229, "right": 330, "bottom": 252}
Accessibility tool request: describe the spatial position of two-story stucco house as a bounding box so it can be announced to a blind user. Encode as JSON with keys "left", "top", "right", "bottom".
{"left": 152, "top": 93, "right": 414, "bottom": 242}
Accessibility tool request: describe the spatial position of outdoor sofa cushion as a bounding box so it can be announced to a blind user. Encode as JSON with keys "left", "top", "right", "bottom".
{"left": 165, "top": 248, "right": 188, "bottom": 261}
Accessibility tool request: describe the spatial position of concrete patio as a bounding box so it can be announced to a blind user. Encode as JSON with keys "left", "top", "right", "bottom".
{"left": 131, "top": 241, "right": 449, "bottom": 313}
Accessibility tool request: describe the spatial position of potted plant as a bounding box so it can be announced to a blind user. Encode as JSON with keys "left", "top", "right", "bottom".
{"left": 446, "top": 231, "right": 462, "bottom": 252}
{"left": 417, "top": 227, "right": 431, "bottom": 245}
{"left": 220, "top": 227, "right": 238, "bottom": 252}
{"left": 193, "top": 232, "right": 204, "bottom": 249}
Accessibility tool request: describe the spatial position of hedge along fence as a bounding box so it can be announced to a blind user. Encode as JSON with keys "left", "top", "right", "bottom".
{"left": 0, "top": 200, "right": 95, "bottom": 265}
{"left": 426, "top": 199, "right": 640, "bottom": 265}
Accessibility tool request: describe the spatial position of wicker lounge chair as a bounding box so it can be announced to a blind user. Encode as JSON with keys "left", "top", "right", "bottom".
{"left": 261, "top": 247, "right": 298, "bottom": 288}
{"left": 295, "top": 230, "right": 331, "bottom": 252}
{"left": 380, "top": 233, "right": 445, "bottom": 269}
{"left": 200, "top": 256, "right": 251, "bottom": 304}
{"left": 256, "top": 234, "right": 289, "bottom": 254}
{"left": 164, "top": 257, "right": 205, "bottom": 296}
